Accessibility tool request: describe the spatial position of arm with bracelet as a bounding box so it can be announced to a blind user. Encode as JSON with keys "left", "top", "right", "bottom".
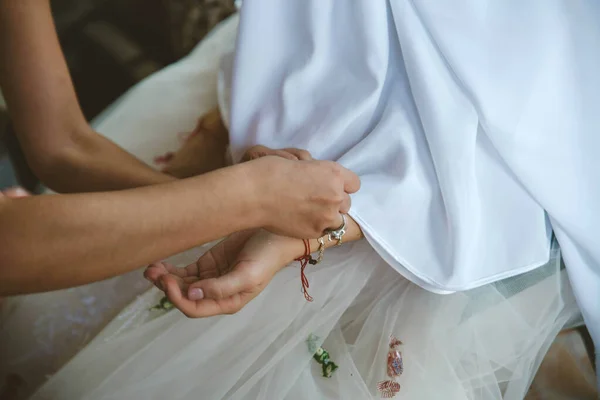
{"left": 0, "top": 1, "right": 361, "bottom": 295}
{"left": 146, "top": 149, "right": 364, "bottom": 318}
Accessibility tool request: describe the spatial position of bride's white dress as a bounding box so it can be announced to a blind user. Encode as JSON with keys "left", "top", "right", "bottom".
{"left": 1, "top": 2, "right": 596, "bottom": 398}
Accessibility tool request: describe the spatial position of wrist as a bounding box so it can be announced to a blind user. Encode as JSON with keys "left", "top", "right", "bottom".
{"left": 265, "top": 231, "right": 307, "bottom": 265}
{"left": 274, "top": 235, "right": 324, "bottom": 264}
{"left": 230, "top": 161, "right": 269, "bottom": 230}
{"left": 238, "top": 158, "right": 272, "bottom": 229}
{"left": 264, "top": 218, "right": 363, "bottom": 269}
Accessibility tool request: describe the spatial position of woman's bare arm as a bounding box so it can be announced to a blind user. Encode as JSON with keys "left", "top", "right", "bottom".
{"left": 0, "top": 155, "right": 360, "bottom": 296}
{"left": 0, "top": 164, "right": 263, "bottom": 295}
{"left": 0, "top": 0, "right": 174, "bottom": 192}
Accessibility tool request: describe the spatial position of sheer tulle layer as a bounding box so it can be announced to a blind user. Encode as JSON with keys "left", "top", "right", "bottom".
{"left": 32, "top": 241, "right": 578, "bottom": 400}
{"left": 0, "top": 270, "right": 150, "bottom": 399}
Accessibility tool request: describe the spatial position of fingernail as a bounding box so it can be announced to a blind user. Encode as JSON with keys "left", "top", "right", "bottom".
{"left": 7, "top": 187, "right": 29, "bottom": 196}
{"left": 188, "top": 288, "right": 204, "bottom": 300}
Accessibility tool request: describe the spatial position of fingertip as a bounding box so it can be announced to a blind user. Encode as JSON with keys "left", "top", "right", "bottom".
{"left": 144, "top": 269, "right": 159, "bottom": 283}
{"left": 144, "top": 261, "right": 167, "bottom": 280}
{"left": 288, "top": 149, "right": 313, "bottom": 161}
{"left": 275, "top": 150, "right": 298, "bottom": 161}
{"left": 146, "top": 261, "right": 163, "bottom": 270}
{"left": 4, "top": 187, "right": 30, "bottom": 198}
{"left": 12, "top": 187, "right": 30, "bottom": 197}
{"left": 143, "top": 267, "right": 154, "bottom": 281}
{"left": 343, "top": 170, "right": 361, "bottom": 194}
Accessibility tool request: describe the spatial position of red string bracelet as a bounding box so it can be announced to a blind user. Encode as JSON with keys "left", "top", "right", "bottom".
{"left": 295, "top": 239, "right": 314, "bottom": 302}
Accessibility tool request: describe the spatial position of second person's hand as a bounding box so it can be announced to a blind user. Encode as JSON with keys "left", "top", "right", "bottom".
{"left": 144, "top": 229, "right": 295, "bottom": 317}
{"left": 247, "top": 156, "right": 360, "bottom": 239}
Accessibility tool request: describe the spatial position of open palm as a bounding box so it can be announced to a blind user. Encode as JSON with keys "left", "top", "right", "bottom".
{"left": 145, "top": 229, "right": 297, "bottom": 317}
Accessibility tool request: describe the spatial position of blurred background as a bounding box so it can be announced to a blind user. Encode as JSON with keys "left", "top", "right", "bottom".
{"left": 0, "top": 1, "right": 597, "bottom": 398}
{"left": 0, "top": 0, "right": 235, "bottom": 191}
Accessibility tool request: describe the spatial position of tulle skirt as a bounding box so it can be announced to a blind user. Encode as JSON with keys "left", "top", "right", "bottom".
{"left": 30, "top": 240, "right": 578, "bottom": 400}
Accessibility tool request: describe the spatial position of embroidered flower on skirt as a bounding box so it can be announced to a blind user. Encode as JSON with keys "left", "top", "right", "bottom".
{"left": 306, "top": 334, "right": 339, "bottom": 378}
{"left": 378, "top": 336, "right": 404, "bottom": 398}
{"left": 150, "top": 296, "right": 174, "bottom": 312}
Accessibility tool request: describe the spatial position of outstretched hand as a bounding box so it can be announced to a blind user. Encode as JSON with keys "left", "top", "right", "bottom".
{"left": 145, "top": 229, "right": 301, "bottom": 317}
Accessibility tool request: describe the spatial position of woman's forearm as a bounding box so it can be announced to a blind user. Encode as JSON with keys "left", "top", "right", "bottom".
{"left": 0, "top": 0, "right": 173, "bottom": 192}
{"left": 39, "top": 129, "right": 176, "bottom": 192}
{"left": 0, "top": 164, "right": 261, "bottom": 295}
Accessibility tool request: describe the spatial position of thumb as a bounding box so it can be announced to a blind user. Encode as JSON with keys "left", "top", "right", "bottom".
{"left": 188, "top": 262, "right": 256, "bottom": 301}
{"left": 340, "top": 167, "right": 361, "bottom": 194}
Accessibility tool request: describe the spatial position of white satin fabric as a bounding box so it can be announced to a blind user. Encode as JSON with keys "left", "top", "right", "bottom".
{"left": 228, "top": 0, "right": 600, "bottom": 378}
